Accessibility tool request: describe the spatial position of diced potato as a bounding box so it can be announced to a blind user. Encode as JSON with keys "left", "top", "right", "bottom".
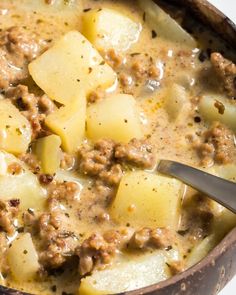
{"left": 199, "top": 94, "right": 236, "bottom": 131}
{"left": 34, "top": 134, "right": 61, "bottom": 174}
{"left": 29, "top": 31, "right": 116, "bottom": 105}
{"left": 87, "top": 94, "right": 143, "bottom": 143}
{"left": 205, "top": 164, "right": 236, "bottom": 215}
{"left": 110, "top": 171, "right": 182, "bottom": 228}
{"left": 207, "top": 164, "right": 236, "bottom": 182}
{"left": 186, "top": 235, "right": 217, "bottom": 268}
{"left": 45, "top": 97, "right": 86, "bottom": 153}
{"left": 82, "top": 8, "right": 141, "bottom": 52}
{"left": 205, "top": 164, "right": 236, "bottom": 236}
{"left": 138, "top": 0, "right": 197, "bottom": 48}
{"left": 164, "top": 83, "right": 188, "bottom": 120}
{"left": 0, "top": 152, "right": 46, "bottom": 211}
{"left": 79, "top": 250, "right": 172, "bottom": 295}
{"left": 214, "top": 209, "right": 236, "bottom": 239}
{"left": 7, "top": 233, "right": 40, "bottom": 282}
{"left": 0, "top": 100, "right": 31, "bottom": 154}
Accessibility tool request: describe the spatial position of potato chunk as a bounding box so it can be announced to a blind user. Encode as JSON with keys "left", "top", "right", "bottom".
{"left": 87, "top": 94, "right": 143, "bottom": 143}
{"left": 214, "top": 209, "right": 236, "bottom": 239}
{"left": 186, "top": 235, "right": 217, "bottom": 268}
{"left": 29, "top": 31, "right": 116, "bottom": 105}
{"left": 164, "top": 83, "right": 188, "bottom": 121}
{"left": 34, "top": 134, "right": 61, "bottom": 174}
{"left": 110, "top": 171, "right": 182, "bottom": 228}
{"left": 45, "top": 97, "right": 86, "bottom": 153}
{"left": 79, "top": 250, "right": 173, "bottom": 295}
{"left": 82, "top": 8, "right": 141, "bottom": 52}
{"left": 0, "top": 100, "right": 31, "bottom": 154}
{"left": 199, "top": 94, "right": 236, "bottom": 131}
{"left": 138, "top": 0, "right": 197, "bottom": 47}
{"left": 7, "top": 233, "right": 40, "bottom": 282}
{"left": 0, "top": 152, "right": 46, "bottom": 211}
{"left": 208, "top": 164, "right": 236, "bottom": 183}
{"left": 206, "top": 164, "right": 236, "bottom": 237}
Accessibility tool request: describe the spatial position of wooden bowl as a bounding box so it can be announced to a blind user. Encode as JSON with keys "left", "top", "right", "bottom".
{"left": 0, "top": 1, "right": 235, "bottom": 295}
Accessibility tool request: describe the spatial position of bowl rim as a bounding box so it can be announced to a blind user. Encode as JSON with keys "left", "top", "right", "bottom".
{"left": 0, "top": 1, "right": 236, "bottom": 295}
{"left": 175, "top": 0, "right": 236, "bottom": 48}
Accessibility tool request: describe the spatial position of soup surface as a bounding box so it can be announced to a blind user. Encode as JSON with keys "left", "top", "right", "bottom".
{"left": 0, "top": 0, "right": 236, "bottom": 294}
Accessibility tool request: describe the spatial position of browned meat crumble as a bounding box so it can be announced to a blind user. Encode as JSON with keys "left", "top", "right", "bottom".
{"left": 0, "top": 199, "right": 19, "bottom": 235}
{"left": 78, "top": 138, "right": 156, "bottom": 186}
{"left": 76, "top": 226, "right": 173, "bottom": 276}
{"left": 38, "top": 211, "right": 78, "bottom": 269}
{"left": 195, "top": 122, "right": 236, "bottom": 166}
{"left": 47, "top": 180, "right": 80, "bottom": 206}
{"left": 129, "top": 227, "right": 173, "bottom": 250}
{"left": 19, "top": 153, "right": 41, "bottom": 174}
{"left": 103, "top": 48, "right": 161, "bottom": 95}
{"left": 0, "top": 27, "right": 46, "bottom": 90}
{"left": 6, "top": 84, "right": 55, "bottom": 139}
{"left": 78, "top": 139, "right": 116, "bottom": 178}
{"left": 115, "top": 138, "right": 156, "bottom": 168}
{"left": 7, "top": 162, "right": 23, "bottom": 175}
{"left": 76, "top": 232, "right": 118, "bottom": 276}
{"left": 60, "top": 152, "right": 75, "bottom": 170}
{"left": 211, "top": 52, "right": 236, "bottom": 98}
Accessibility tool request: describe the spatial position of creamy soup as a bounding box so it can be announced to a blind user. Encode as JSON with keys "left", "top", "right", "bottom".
{"left": 0, "top": 0, "right": 236, "bottom": 294}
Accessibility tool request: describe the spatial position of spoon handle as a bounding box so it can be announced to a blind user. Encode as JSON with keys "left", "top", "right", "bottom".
{"left": 157, "top": 160, "right": 236, "bottom": 214}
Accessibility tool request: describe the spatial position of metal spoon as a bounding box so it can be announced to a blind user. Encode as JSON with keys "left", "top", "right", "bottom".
{"left": 157, "top": 160, "right": 236, "bottom": 214}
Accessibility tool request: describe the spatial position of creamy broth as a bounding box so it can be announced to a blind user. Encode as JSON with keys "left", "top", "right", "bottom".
{"left": 0, "top": 1, "right": 236, "bottom": 294}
